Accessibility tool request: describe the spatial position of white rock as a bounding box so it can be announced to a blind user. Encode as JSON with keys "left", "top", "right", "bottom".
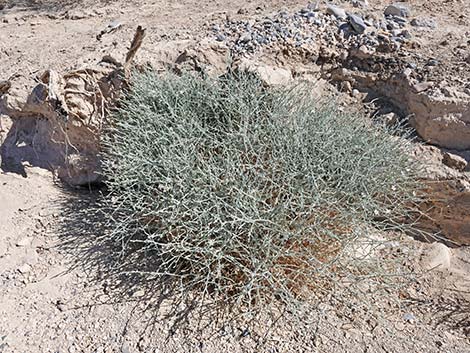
{"left": 132, "top": 289, "right": 145, "bottom": 298}
{"left": 403, "top": 312, "right": 417, "bottom": 323}
{"left": 239, "top": 60, "right": 292, "bottom": 86}
{"left": 326, "top": 4, "right": 347, "bottom": 19}
{"left": 421, "top": 242, "right": 451, "bottom": 271}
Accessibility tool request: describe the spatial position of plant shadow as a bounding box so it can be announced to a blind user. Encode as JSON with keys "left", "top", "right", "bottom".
{"left": 407, "top": 295, "right": 470, "bottom": 337}
{"left": 54, "top": 186, "right": 269, "bottom": 344}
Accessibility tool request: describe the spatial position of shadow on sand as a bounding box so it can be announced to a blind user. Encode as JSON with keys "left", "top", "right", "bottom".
{"left": 54, "top": 186, "right": 262, "bottom": 344}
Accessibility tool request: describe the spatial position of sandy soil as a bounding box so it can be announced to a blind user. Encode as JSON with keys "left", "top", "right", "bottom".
{"left": 1, "top": 0, "right": 470, "bottom": 352}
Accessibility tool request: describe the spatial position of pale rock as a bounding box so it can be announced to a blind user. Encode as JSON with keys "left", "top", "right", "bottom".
{"left": 395, "top": 322, "right": 405, "bottom": 331}
{"left": 0, "top": 82, "right": 30, "bottom": 115}
{"left": 421, "top": 242, "right": 451, "bottom": 271}
{"left": 175, "top": 39, "right": 230, "bottom": 77}
{"left": 403, "top": 68, "right": 413, "bottom": 77}
{"left": 121, "top": 342, "right": 132, "bottom": 353}
{"left": 132, "top": 289, "right": 145, "bottom": 298}
{"left": 412, "top": 81, "right": 433, "bottom": 93}
{"left": 403, "top": 313, "right": 417, "bottom": 324}
{"left": 403, "top": 79, "right": 470, "bottom": 150}
{"left": 410, "top": 18, "right": 437, "bottom": 29}
{"left": 145, "top": 40, "right": 195, "bottom": 70}
{"left": 238, "top": 32, "right": 252, "bottom": 43}
{"left": 351, "top": 45, "right": 375, "bottom": 59}
{"left": 239, "top": 60, "right": 292, "bottom": 86}
{"left": 326, "top": 4, "right": 347, "bottom": 19}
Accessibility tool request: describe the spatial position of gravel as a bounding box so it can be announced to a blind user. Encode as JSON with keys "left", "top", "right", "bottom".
{"left": 209, "top": 4, "right": 414, "bottom": 56}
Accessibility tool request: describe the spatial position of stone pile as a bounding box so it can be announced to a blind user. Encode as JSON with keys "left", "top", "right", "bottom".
{"left": 211, "top": 2, "right": 421, "bottom": 57}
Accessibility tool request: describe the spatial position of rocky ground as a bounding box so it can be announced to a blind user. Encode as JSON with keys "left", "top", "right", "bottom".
{"left": 0, "top": 0, "right": 470, "bottom": 352}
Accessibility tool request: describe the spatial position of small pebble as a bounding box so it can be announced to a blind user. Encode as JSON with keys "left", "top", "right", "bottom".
{"left": 216, "top": 34, "right": 226, "bottom": 41}
{"left": 426, "top": 59, "right": 439, "bottom": 66}
{"left": 326, "top": 4, "right": 347, "bottom": 19}
{"left": 121, "top": 342, "right": 132, "bottom": 353}
{"left": 238, "top": 32, "right": 252, "bottom": 43}
{"left": 348, "top": 14, "right": 367, "bottom": 33}
{"left": 352, "top": 0, "right": 368, "bottom": 8}
{"left": 384, "top": 3, "right": 411, "bottom": 18}
{"left": 403, "top": 313, "right": 416, "bottom": 323}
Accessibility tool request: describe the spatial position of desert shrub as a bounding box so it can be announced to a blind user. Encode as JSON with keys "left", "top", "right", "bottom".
{"left": 99, "top": 71, "right": 422, "bottom": 313}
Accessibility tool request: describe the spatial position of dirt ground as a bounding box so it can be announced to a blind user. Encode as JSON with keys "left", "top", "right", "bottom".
{"left": 1, "top": 0, "right": 470, "bottom": 352}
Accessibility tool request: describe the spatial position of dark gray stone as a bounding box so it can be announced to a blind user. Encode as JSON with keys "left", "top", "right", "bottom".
{"left": 384, "top": 3, "right": 411, "bottom": 17}
{"left": 348, "top": 14, "right": 367, "bottom": 33}
{"left": 392, "top": 16, "right": 407, "bottom": 23}
{"left": 426, "top": 59, "right": 439, "bottom": 66}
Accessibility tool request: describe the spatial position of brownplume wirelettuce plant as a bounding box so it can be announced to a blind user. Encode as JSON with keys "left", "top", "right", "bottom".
{"left": 97, "top": 71, "right": 425, "bottom": 319}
